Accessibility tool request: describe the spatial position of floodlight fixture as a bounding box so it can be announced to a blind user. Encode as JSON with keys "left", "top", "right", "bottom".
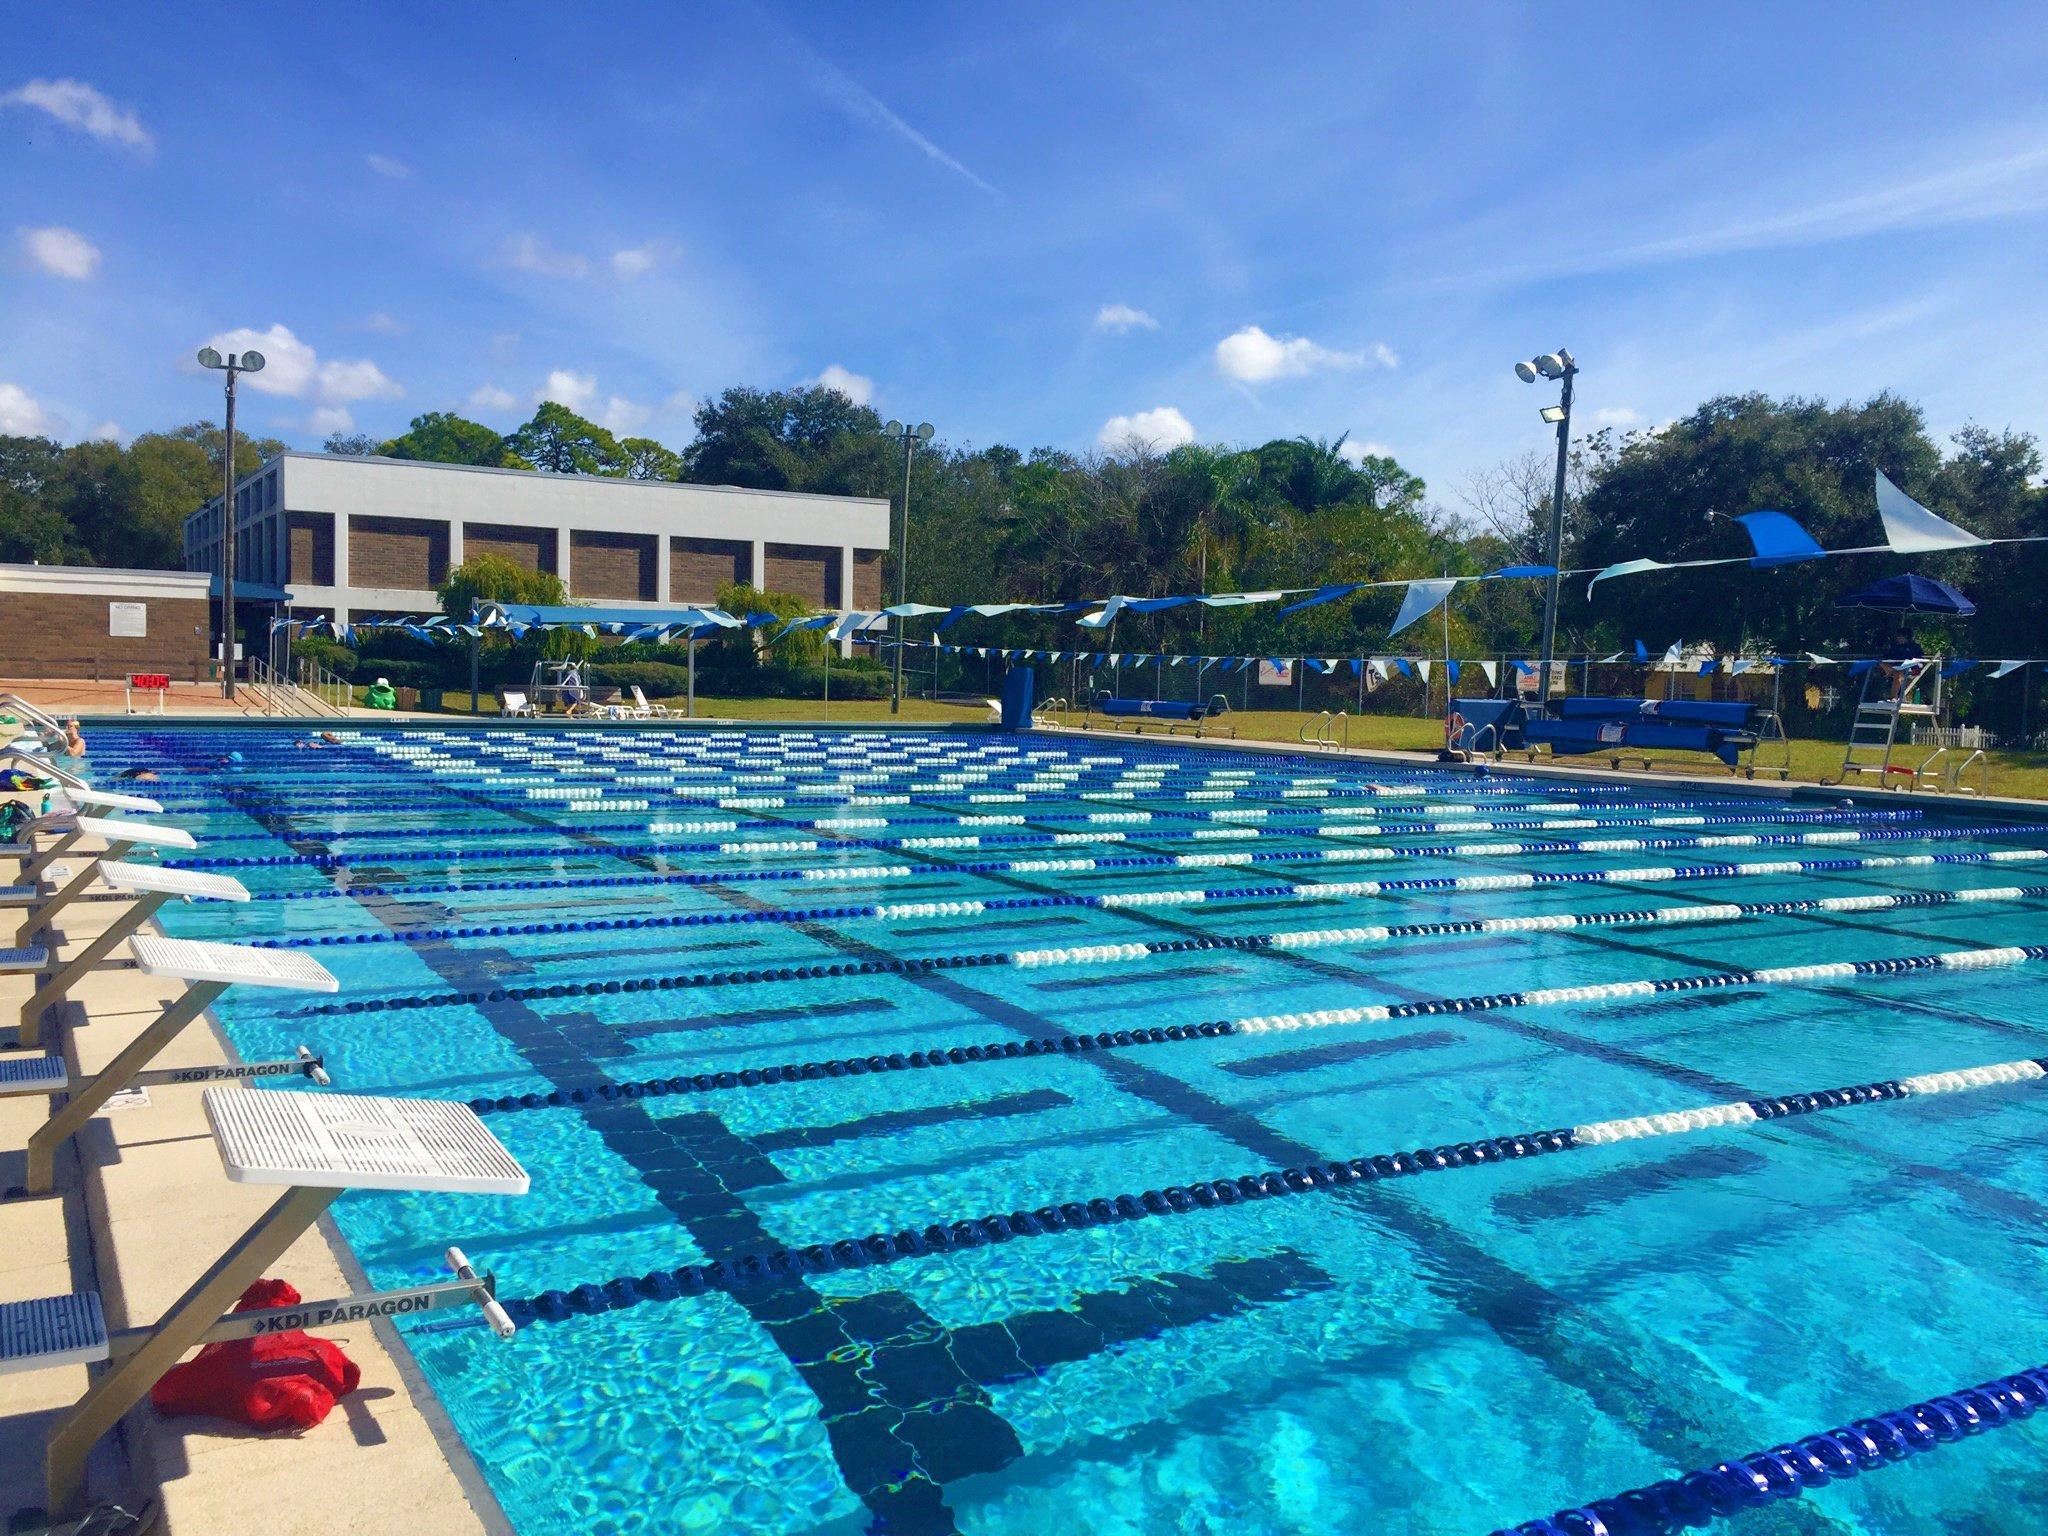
{"left": 197, "top": 346, "right": 223, "bottom": 369}
{"left": 1514, "top": 359, "right": 1539, "bottom": 383}
{"left": 1539, "top": 405, "right": 1568, "bottom": 424}
{"left": 240, "top": 350, "right": 265, "bottom": 373}
{"left": 884, "top": 419, "right": 904, "bottom": 435}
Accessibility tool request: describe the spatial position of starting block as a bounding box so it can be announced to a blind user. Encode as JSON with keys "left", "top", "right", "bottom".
{"left": 13, "top": 935, "right": 337, "bottom": 1196}
{"left": 17, "top": 861, "right": 249, "bottom": 1046}
{"left": 17, "top": 816, "right": 198, "bottom": 945}
{"left": 18, "top": 1089, "right": 527, "bottom": 1521}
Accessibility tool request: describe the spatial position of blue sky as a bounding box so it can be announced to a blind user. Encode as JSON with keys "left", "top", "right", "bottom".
{"left": 5, "top": 1, "right": 2046, "bottom": 500}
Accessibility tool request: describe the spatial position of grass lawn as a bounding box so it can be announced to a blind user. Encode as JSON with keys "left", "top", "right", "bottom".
{"left": 421, "top": 688, "right": 2048, "bottom": 802}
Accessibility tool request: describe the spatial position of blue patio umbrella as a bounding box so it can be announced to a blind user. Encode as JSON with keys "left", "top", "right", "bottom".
{"left": 1835, "top": 573, "right": 1976, "bottom": 616}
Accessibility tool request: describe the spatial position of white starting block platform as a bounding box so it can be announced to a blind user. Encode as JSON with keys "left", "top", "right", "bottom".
{"left": 100, "top": 861, "right": 248, "bottom": 904}
{"left": 54, "top": 786, "right": 163, "bottom": 816}
{"left": 15, "top": 938, "right": 339, "bottom": 1194}
{"left": 67, "top": 815, "right": 194, "bottom": 856}
{"left": 0, "top": 1055, "right": 70, "bottom": 1094}
{"left": 23, "top": 1090, "right": 526, "bottom": 1518}
{"left": 0, "top": 946, "right": 45, "bottom": 972}
{"left": 208, "top": 1089, "right": 530, "bottom": 1194}
{"left": 0, "top": 1292, "right": 108, "bottom": 1375}
{"left": 131, "top": 934, "right": 335, "bottom": 992}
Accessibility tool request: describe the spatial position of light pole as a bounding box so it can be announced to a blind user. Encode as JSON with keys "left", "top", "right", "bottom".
{"left": 880, "top": 419, "right": 933, "bottom": 714}
{"left": 197, "top": 345, "right": 266, "bottom": 700}
{"left": 1514, "top": 348, "right": 1576, "bottom": 690}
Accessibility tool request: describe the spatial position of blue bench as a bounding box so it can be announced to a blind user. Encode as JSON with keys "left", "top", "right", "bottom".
{"left": 1087, "top": 694, "right": 1235, "bottom": 737}
{"left": 1523, "top": 697, "right": 1787, "bottom": 776}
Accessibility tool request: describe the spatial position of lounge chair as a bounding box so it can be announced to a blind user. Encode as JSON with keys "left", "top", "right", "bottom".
{"left": 500, "top": 690, "right": 536, "bottom": 717}
{"left": 629, "top": 686, "right": 671, "bottom": 719}
{"left": 1084, "top": 693, "right": 1236, "bottom": 738}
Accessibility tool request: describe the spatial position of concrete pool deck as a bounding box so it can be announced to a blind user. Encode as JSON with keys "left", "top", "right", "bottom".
{"left": 0, "top": 805, "right": 502, "bottom": 1535}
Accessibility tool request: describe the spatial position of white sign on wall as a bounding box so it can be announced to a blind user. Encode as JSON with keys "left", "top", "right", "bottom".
{"left": 1258, "top": 659, "right": 1293, "bottom": 687}
{"left": 108, "top": 601, "right": 147, "bottom": 638}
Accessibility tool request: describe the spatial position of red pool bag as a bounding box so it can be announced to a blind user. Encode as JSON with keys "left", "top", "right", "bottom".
{"left": 151, "top": 1279, "right": 361, "bottom": 1431}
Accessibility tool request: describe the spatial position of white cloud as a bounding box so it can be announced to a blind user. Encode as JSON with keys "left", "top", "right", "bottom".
{"left": 813, "top": 364, "right": 874, "bottom": 405}
{"left": 1214, "top": 325, "right": 1387, "bottom": 384}
{"left": 661, "top": 388, "right": 699, "bottom": 423}
{"left": 611, "top": 240, "right": 678, "bottom": 279}
{"left": 316, "top": 358, "right": 401, "bottom": 402}
{"left": 365, "top": 153, "right": 411, "bottom": 179}
{"left": 87, "top": 420, "right": 123, "bottom": 443}
{"left": 200, "top": 323, "right": 400, "bottom": 408}
{"left": 1095, "top": 303, "right": 1158, "bottom": 333}
{"left": 469, "top": 384, "right": 518, "bottom": 414}
{"left": 538, "top": 369, "right": 598, "bottom": 411}
{"left": 1589, "top": 407, "right": 1642, "bottom": 428}
{"left": 496, "top": 233, "right": 590, "bottom": 279}
{"left": 1, "top": 78, "right": 151, "bottom": 156}
{"left": 1374, "top": 342, "right": 1400, "bottom": 369}
{"left": 599, "top": 396, "right": 650, "bottom": 435}
{"left": 1097, "top": 406, "right": 1196, "bottom": 451}
{"left": 0, "top": 381, "right": 64, "bottom": 436}
{"left": 205, "top": 324, "right": 318, "bottom": 396}
{"left": 307, "top": 406, "right": 355, "bottom": 435}
{"left": 20, "top": 225, "right": 100, "bottom": 279}
{"left": 354, "top": 311, "right": 406, "bottom": 335}
{"left": 1338, "top": 438, "right": 1395, "bottom": 466}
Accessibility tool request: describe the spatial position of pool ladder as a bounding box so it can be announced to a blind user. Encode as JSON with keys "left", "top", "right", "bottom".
{"left": 1301, "top": 710, "right": 1349, "bottom": 749}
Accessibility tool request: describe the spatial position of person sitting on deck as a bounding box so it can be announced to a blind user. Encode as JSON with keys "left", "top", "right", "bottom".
{"left": 1880, "top": 628, "right": 1920, "bottom": 699}
{"left": 364, "top": 676, "right": 399, "bottom": 710}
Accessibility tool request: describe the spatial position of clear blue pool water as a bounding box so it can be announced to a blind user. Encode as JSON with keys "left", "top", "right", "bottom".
{"left": 86, "top": 723, "right": 2048, "bottom": 1535}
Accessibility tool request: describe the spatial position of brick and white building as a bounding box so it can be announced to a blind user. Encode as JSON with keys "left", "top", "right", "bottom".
{"left": 183, "top": 453, "right": 893, "bottom": 626}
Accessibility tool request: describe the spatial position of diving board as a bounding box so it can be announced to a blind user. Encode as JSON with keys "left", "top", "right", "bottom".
{"left": 15, "top": 936, "right": 336, "bottom": 1196}
{"left": 18, "top": 862, "right": 249, "bottom": 1045}
{"left": 34, "top": 1089, "right": 525, "bottom": 1521}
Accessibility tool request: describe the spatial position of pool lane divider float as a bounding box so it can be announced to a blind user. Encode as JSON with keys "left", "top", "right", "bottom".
{"left": 293, "top": 888, "right": 2048, "bottom": 1010}
{"left": 450, "top": 944, "right": 2048, "bottom": 1111}
{"left": 161, "top": 796, "right": 1910, "bottom": 846}
{"left": 168, "top": 815, "right": 2031, "bottom": 875}
{"left": 1493, "top": 1361, "right": 2048, "bottom": 1536}
{"left": 484, "top": 1051, "right": 2048, "bottom": 1326}
{"left": 251, "top": 860, "right": 2048, "bottom": 950}
{"left": 228, "top": 843, "right": 2048, "bottom": 913}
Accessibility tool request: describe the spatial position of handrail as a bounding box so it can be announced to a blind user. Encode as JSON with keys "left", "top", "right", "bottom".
{"left": 1299, "top": 711, "right": 1348, "bottom": 749}
{"left": 1947, "top": 747, "right": 1988, "bottom": 796}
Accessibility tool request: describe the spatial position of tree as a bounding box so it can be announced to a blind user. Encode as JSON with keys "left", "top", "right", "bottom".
{"left": 505, "top": 401, "right": 626, "bottom": 476}
{"left": 712, "top": 581, "right": 829, "bottom": 667}
{"left": 0, "top": 434, "right": 80, "bottom": 563}
{"left": 619, "top": 436, "right": 682, "bottom": 481}
{"left": 162, "top": 421, "right": 289, "bottom": 478}
{"left": 382, "top": 411, "right": 525, "bottom": 469}
{"left": 437, "top": 554, "right": 567, "bottom": 625}
{"left": 682, "top": 385, "right": 889, "bottom": 495}
{"left": 323, "top": 431, "right": 381, "bottom": 455}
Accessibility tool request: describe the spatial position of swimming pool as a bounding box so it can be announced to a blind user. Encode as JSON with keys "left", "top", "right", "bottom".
{"left": 89, "top": 723, "right": 2048, "bottom": 1535}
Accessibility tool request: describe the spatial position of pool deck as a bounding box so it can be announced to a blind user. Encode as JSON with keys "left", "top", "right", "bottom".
{"left": 0, "top": 804, "right": 501, "bottom": 1535}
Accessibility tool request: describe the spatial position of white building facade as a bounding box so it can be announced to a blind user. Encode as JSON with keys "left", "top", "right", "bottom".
{"left": 183, "top": 453, "right": 893, "bottom": 624}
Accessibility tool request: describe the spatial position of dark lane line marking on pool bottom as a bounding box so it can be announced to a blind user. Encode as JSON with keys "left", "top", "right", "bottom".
{"left": 614, "top": 994, "right": 899, "bottom": 1040}
{"left": 1494, "top": 1143, "right": 1769, "bottom": 1223}
{"left": 750, "top": 1088, "right": 1074, "bottom": 1158}
{"left": 1217, "top": 1030, "right": 1460, "bottom": 1079}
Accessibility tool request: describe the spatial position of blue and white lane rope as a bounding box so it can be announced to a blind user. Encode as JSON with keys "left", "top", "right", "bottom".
{"left": 291, "top": 886, "right": 2048, "bottom": 1006}
{"left": 168, "top": 817, "right": 2044, "bottom": 873}
{"left": 231, "top": 843, "right": 2048, "bottom": 910}
{"left": 1492, "top": 1359, "right": 2048, "bottom": 1535}
{"left": 450, "top": 945, "right": 2048, "bottom": 1106}
{"left": 247, "top": 858, "right": 2048, "bottom": 951}
{"left": 487, "top": 1051, "right": 2048, "bottom": 1324}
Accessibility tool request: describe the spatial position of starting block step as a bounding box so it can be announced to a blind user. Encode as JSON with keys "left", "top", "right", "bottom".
{"left": 206, "top": 1089, "right": 530, "bottom": 1195}
{"left": 0, "top": 1292, "right": 108, "bottom": 1374}
{"left": 0, "top": 1055, "right": 68, "bottom": 1095}
{"left": 129, "top": 935, "right": 336, "bottom": 992}
{"left": 0, "top": 885, "right": 34, "bottom": 909}
{"left": 100, "top": 862, "right": 249, "bottom": 904}
{"left": 0, "top": 946, "right": 47, "bottom": 972}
